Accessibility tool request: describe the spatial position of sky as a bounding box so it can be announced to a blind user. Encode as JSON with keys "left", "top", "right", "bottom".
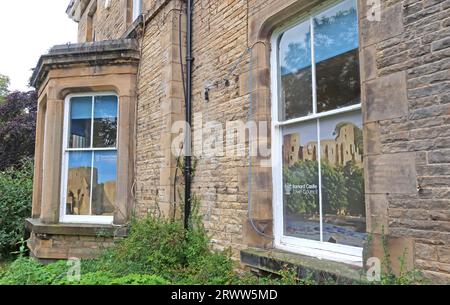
{"left": 0, "top": 1, "right": 78, "bottom": 91}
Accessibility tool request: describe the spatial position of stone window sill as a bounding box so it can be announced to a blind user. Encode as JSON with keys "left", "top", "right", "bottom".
{"left": 26, "top": 218, "right": 128, "bottom": 238}
{"left": 240, "top": 247, "right": 364, "bottom": 284}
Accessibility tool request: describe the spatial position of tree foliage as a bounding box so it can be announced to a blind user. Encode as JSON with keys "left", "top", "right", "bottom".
{"left": 0, "top": 74, "right": 9, "bottom": 104}
{"left": 0, "top": 90, "right": 37, "bottom": 170}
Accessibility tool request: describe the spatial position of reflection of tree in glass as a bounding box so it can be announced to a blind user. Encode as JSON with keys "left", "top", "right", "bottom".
{"left": 281, "top": 32, "right": 313, "bottom": 119}
{"left": 316, "top": 50, "right": 360, "bottom": 112}
{"left": 313, "top": 7, "right": 358, "bottom": 55}
{"left": 94, "top": 118, "right": 117, "bottom": 147}
{"left": 283, "top": 42, "right": 311, "bottom": 74}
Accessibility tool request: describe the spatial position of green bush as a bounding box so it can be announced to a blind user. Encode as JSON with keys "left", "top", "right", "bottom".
{"left": 0, "top": 257, "right": 68, "bottom": 285}
{"left": 0, "top": 159, "right": 33, "bottom": 258}
{"left": 91, "top": 215, "right": 239, "bottom": 284}
{"left": 61, "top": 272, "right": 169, "bottom": 285}
{"left": 0, "top": 257, "right": 168, "bottom": 285}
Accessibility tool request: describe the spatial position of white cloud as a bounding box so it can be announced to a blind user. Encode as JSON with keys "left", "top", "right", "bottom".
{"left": 0, "top": 0, "right": 78, "bottom": 91}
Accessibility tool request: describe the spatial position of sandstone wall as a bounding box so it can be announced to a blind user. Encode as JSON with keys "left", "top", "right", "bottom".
{"left": 70, "top": 0, "right": 450, "bottom": 283}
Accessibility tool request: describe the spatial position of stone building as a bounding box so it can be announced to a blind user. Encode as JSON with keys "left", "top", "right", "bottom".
{"left": 27, "top": 0, "right": 450, "bottom": 283}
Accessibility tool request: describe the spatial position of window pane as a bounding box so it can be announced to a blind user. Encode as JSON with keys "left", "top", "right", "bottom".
{"left": 66, "top": 151, "right": 92, "bottom": 215}
{"left": 282, "top": 121, "right": 320, "bottom": 241}
{"left": 319, "top": 111, "right": 366, "bottom": 248}
{"left": 69, "top": 97, "right": 92, "bottom": 148}
{"left": 314, "top": 0, "right": 360, "bottom": 113}
{"left": 93, "top": 96, "right": 118, "bottom": 148}
{"left": 279, "top": 20, "right": 313, "bottom": 120}
{"left": 91, "top": 151, "right": 117, "bottom": 216}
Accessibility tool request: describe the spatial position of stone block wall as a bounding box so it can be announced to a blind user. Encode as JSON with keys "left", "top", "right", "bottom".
{"left": 66, "top": 0, "right": 450, "bottom": 282}
{"left": 28, "top": 232, "right": 115, "bottom": 260}
{"left": 359, "top": 0, "right": 450, "bottom": 283}
{"left": 134, "top": 0, "right": 185, "bottom": 219}
{"left": 77, "top": 0, "right": 129, "bottom": 42}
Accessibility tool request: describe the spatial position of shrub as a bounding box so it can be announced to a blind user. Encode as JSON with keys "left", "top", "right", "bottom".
{"left": 0, "top": 159, "right": 33, "bottom": 258}
{"left": 0, "top": 257, "right": 68, "bottom": 285}
{"left": 91, "top": 215, "right": 237, "bottom": 284}
{"left": 60, "top": 272, "right": 169, "bottom": 285}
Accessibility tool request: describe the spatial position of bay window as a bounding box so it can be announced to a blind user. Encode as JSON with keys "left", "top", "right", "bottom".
{"left": 271, "top": 0, "right": 366, "bottom": 265}
{"left": 61, "top": 93, "right": 118, "bottom": 224}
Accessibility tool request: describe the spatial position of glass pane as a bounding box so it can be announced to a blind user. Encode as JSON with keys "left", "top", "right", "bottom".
{"left": 91, "top": 151, "right": 117, "bottom": 216}
{"left": 314, "top": 0, "right": 360, "bottom": 112}
{"left": 319, "top": 111, "right": 366, "bottom": 247}
{"left": 66, "top": 151, "right": 92, "bottom": 215}
{"left": 282, "top": 120, "right": 320, "bottom": 241}
{"left": 93, "top": 96, "right": 118, "bottom": 148}
{"left": 69, "top": 97, "right": 92, "bottom": 148}
{"left": 279, "top": 20, "right": 313, "bottom": 120}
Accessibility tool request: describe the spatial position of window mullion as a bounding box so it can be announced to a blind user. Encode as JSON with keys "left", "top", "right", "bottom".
{"left": 311, "top": 17, "right": 323, "bottom": 243}
{"left": 89, "top": 96, "right": 95, "bottom": 216}
{"left": 316, "top": 119, "right": 323, "bottom": 243}
{"left": 310, "top": 17, "right": 317, "bottom": 115}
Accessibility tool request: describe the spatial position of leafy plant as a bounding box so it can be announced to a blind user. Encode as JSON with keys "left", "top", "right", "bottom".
{"left": 0, "top": 159, "right": 33, "bottom": 258}
{"left": 0, "top": 257, "right": 68, "bottom": 285}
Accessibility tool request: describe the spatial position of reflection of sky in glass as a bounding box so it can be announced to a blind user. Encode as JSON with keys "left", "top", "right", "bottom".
{"left": 94, "top": 96, "right": 118, "bottom": 119}
{"left": 94, "top": 151, "right": 117, "bottom": 184}
{"left": 70, "top": 97, "right": 92, "bottom": 119}
{"left": 68, "top": 151, "right": 117, "bottom": 184}
{"left": 279, "top": 0, "right": 358, "bottom": 75}
{"left": 314, "top": 0, "right": 358, "bottom": 63}
{"left": 69, "top": 151, "right": 91, "bottom": 169}
{"left": 279, "top": 20, "right": 311, "bottom": 75}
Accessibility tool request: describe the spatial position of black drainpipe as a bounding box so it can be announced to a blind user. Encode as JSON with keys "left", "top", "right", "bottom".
{"left": 184, "top": 0, "right": 193, "bottom": 230}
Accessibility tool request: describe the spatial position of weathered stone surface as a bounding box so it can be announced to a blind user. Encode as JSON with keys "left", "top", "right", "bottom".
{"left": 366, "top": 194, "right": 389, "bottom": 234}
{"left": 363, "top": 122, "right": 382, "bottom": 155}
{"left": 360, "top": 45, "right": 378, "bottom": 82}
{"left": 366, "top": 152, "right": 417, "bottom": 194}
{"left": 361, "top": 3, "right": 404, "bottom": 47}
{"left": 428, "top": 149, "right": 450, "bottom": 163}
{"left": 415, "top": 243, "right": 438, "bottom": 261}
{"left": 364, "top": 72, "right": 409, "bottom": 122}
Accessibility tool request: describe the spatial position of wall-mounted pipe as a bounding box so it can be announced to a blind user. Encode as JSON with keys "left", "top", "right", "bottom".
{"left": 184, "top": 0, "right": 193, "bottom": 230}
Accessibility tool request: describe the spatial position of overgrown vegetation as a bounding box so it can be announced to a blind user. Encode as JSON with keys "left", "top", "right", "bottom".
{"left": 0, "top": 213, "right": 425, "bottom": 285}
{"left": 375, "top": 229, "right": 424, "bottom": 285}
{"left": 0, "top": 159, "right": 33, "bottom": 259}
{"left": 0, "top": 213, "right": 303, "bottom": 285}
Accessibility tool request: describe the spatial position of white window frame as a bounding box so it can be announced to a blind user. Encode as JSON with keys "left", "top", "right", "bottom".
{"left": 132, "top": 0, "right": 142, "bottom": 21}
{"left": 270, "top": 0, "right": 364, "bottom": 267}
{"left": 60, "top": 92, "right": 119, "bottom": 225}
